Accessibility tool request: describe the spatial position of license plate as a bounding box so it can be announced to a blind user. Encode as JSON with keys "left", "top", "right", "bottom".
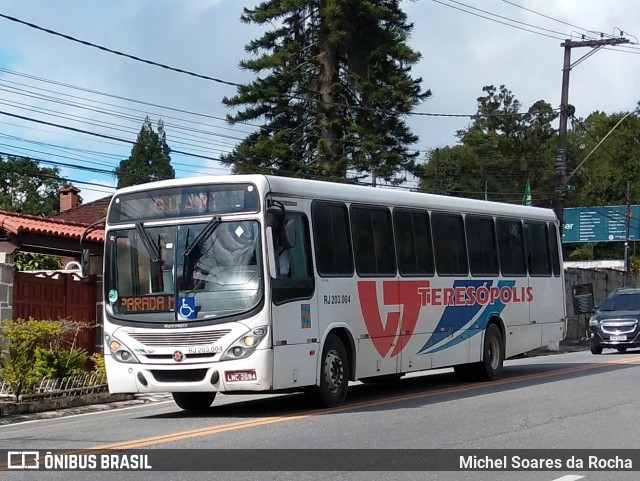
{"left": 225, "top": 370, "right": 257, "bottom": 382}
{"left": 610, "top": 335, "right": 627, "bottom": 341}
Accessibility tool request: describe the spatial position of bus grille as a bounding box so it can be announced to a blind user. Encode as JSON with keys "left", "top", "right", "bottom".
{"left": 150, "top": 369, "right": 208, "bottom": 383}
{"left": 128, "top": 330, "right": 231, "bottom": 346}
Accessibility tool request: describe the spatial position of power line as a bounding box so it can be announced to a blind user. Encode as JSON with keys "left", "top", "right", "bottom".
{"left": 499, "top": 0, "right": 600, "bottom": 37}
{"left": 431, "top": 0, "right": 565, "bottom": 40}
{"left": 444, "top": 0, "right": 572, "bottom": 38}
{"left": 0, "top": 109, "right": 227, "bottom": 164}
{"left": 0, "top": 12, "right": 242, "bottom": 88}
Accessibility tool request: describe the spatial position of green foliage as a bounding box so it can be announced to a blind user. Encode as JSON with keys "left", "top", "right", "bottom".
{"left": 565, "top": 111, "right": 640, "bottom": 207}
{"left": 0, "top": 318, "right": 61, "bottom": 396}
{"left": 419, "top": 85, "right": 558, "bottom": 205}
{"left": 90, "top": 352, "right": 106, "bottom": 377}
{"left": 222, "top": 0, "right": 429, "bottom": 183}
{"left": 566, "top": 244, "right": 593, "bottom": 261}
{"left": 14, "top": 252, "right": 61, "bottom": 271}
{"left": 115, "top": 117, "right": 175, "bottom": 188}
{"left": 0, "top": 318, "right": 93, "bottom": 396}
{"left": 0, "top": 154, "right": 66, "bottom": 215}
{"left": 33, "top": 347, "right": 88, "bottom": 379}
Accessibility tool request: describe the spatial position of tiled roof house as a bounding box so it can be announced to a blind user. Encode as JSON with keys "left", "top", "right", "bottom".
{"left": 0, "top": 185, "right": 108, "bottom": 258}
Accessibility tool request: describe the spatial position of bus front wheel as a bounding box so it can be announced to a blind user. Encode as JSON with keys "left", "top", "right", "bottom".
{"left": 172, "top": 392, "right": 216, "bottom": 411}
{"left": 304, "top": 334, "right": 349, "bottom": 408}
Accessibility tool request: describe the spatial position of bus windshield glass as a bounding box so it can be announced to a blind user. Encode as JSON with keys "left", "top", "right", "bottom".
{"left": 105, "top": 220, "right": 263, "bottom": 323}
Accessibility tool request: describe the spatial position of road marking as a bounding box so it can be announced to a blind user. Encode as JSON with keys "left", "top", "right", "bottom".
{"left": 90, "top": 354, "right": 640, "bottom": 450}
{"left": 549, "top": 476, "right": 584, "bottom": 481}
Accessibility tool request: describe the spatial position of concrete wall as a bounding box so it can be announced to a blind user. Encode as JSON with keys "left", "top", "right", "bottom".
{"left": 0, "top": 262, "right": 13, "bottom": 321}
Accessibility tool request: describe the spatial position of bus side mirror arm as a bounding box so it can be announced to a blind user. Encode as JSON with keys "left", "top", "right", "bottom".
{"left": 266, "top": 226, "right": 278, "bottom": 279}
{"left": 81, "top": 249, "right": 90, "bottom": 278}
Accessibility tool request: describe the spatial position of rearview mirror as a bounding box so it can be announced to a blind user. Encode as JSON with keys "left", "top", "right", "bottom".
{"left": 81, "top": 249, "right": 90, "bottom": 278}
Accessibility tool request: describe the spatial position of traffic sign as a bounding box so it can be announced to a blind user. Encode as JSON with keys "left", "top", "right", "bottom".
{"left": 562, "top": 205, "right": 640, "bottom": 243}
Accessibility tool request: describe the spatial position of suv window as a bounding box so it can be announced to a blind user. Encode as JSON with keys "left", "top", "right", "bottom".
{"left": 600, "top": 291, "right": 640, "bottom": 311}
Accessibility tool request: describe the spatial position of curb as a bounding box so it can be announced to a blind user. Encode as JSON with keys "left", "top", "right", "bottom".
{"left": 0, "top": 392, "right": 135, "bottom": 417}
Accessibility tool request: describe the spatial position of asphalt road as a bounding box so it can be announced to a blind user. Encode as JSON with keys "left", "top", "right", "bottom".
{"left": 2, "top": 348, "right": 640, "bottom": 481}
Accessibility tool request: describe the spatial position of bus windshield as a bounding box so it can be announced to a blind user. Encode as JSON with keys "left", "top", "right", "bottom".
{"left": 105, "top": 220, "right": 263, "bottom": 323}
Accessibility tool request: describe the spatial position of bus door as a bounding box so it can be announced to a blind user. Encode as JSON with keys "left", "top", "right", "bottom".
{"left": 269, "top": 211, "right": 319, "bottom": 390}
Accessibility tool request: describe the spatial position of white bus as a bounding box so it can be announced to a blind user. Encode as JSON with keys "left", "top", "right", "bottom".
{"left": 102, "top": 174, "right": 566, "bottom": 410}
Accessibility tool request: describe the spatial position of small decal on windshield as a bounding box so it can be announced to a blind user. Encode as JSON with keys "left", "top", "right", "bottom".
{"left": 234, "top": 226, "right": 245, "bottom": 237}
{"left": 108, "top": 290, "right": 118, "bottom": 303}
{"left": 178, "top": 296, "right": 197, "bottom": 320}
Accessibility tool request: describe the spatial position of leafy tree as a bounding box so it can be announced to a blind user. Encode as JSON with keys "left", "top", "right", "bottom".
{"left": 222, "top": 0, "right": 430, "bottom": 184}
{"left": 115, "top": 117, "right": 174, "bottom": 188}
{"left": 14, "top": 252, "right": 61, "bottom": 271}
{"left": 419, "top": 85, "right": 558, "bottom": 205}
{"left": 566, "top": 110, "right": 640, "bottom": 206}
{"left": 0, "top": 155, "right": 65, "bottom": 215}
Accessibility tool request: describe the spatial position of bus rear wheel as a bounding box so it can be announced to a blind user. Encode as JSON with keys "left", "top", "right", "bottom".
{"left": 172, "top": 392, "right": 216, "bottom": 410}
{"left": 476, "top": 324, "right": 504, "bottom": 381}
{"left": 304, "top": 334, "right": 349, "bottom": 408}
{"left": 456, "top": 324, "right": 504, "bottom": 382}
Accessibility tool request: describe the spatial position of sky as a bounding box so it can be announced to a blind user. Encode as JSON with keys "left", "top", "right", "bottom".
{"left": 0, "top": 0, "right": 638, "bottom": 204}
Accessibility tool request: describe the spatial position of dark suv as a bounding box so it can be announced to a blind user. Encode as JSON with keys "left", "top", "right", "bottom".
{"left": 589, "top": 288, "right": 640, "bottom": 354}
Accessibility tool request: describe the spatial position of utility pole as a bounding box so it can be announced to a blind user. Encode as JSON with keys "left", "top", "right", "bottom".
{"left": 625, "top": 180, "right": 631, "bottom": 285}
{"left": 553, "top": 36, "right": 630, "bottom": 228}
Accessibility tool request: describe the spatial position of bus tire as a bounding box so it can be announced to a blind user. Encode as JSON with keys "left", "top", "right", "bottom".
{"left": 172, "top": 392, "right": 216, "bottom": 410}
{"left": 590, "top": 345, "right": 603, "bottom": 355}
{"left": 304, "top": 334, "right": 349, "bottom": 408}
{"left": 474, "top": 324, "right": 504, "bottom": 381}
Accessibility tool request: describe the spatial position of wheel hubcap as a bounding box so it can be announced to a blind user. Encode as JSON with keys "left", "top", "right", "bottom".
{"left": 323, "top": 349, "right": 344, "bottom": 394}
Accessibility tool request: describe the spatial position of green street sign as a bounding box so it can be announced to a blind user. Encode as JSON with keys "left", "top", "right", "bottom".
{"left": 562, "top": 206, "right": 640, "bottom": 243}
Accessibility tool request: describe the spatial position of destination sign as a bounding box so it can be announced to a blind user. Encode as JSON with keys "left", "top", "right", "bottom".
{"left": 108, "top": 183, "right": 260, "bottom": 224}
{"left": 119, "top": 295, "right": 175, "bottom": 313}
{"left": 562, "top": 206, "right": 640, "bottom": 243}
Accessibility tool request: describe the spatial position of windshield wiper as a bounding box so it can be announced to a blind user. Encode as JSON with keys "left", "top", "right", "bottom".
{"left": 135, "top": 223, "right": 160, "bottom": 262}
{"left": 184, "top": 215, "right": 222, "bottom": 257}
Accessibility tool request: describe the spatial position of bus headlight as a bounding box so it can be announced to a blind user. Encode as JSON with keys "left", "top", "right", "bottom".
{"left": 221, "top": 327, "right": 268, "bottom": 361}
{"left": 107, "top": 337, "right": 139, "bottom": 364}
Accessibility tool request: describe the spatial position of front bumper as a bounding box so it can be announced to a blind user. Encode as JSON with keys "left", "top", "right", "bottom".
{"left": 105, "top": 348, "right": 273, "bottom": 394}
{"left": 589, "top": 328, "right": 640, "bottom": 348}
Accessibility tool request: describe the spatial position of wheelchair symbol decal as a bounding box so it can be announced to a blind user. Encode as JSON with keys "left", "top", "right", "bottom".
{"left": 179, "top": 297, "right": 196, "bottom": 319}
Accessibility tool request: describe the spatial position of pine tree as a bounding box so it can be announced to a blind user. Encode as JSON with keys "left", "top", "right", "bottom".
{"left": 115, "top": 117, "right": 175, "bottom": 188}
{"left": 222, "top": 0, "right": 430, "bottom": 184}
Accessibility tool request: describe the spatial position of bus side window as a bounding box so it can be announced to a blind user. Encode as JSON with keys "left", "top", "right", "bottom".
{"left": 272, "top": 213, "right": 315, "bottom": 305}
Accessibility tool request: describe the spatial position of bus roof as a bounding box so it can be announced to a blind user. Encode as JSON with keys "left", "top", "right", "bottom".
{"left": 112, "top": 174, "right": 557, "bottom": 222}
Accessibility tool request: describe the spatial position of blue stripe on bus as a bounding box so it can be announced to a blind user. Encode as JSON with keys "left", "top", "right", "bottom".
{"left": 417, "top": 279, "right": 516, "bottom": 355}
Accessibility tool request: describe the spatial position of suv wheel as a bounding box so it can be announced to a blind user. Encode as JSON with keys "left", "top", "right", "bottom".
{"left": 590, "top": 345, "right": 603, "bottom": 355}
